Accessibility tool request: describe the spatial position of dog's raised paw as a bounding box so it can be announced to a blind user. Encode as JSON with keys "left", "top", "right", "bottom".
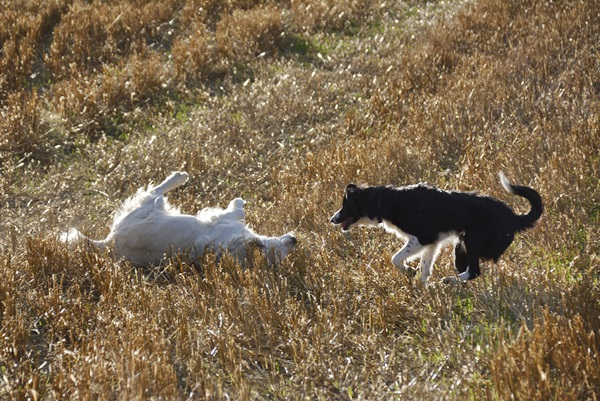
{"left": 173, "top": 172, "right": 189, "bottom": 184}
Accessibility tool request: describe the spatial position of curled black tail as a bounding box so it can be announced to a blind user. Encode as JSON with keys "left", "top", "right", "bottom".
{"left": 499, "top": 172, "right": 544, "bottom": 232}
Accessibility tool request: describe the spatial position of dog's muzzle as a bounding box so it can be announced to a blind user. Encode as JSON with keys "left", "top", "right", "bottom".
{"left": 330, "top": 213, "right": 358, "bottom": 231}
{"left": 330, "top": 213, "right": 342, "bottom": 224}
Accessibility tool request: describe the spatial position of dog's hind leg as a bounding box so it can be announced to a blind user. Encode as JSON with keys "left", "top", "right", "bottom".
{"left": 391, "top": 235, "right": 425, "bottom": 277}
{"left": 223, "top": 198, "right": 246, "bottom": 221}
{"left": 419, "top": 245, "right": 440, "bottom": 287}
{"left": 450, "top": 256, "right": 481, "bottom": 283}
{"left": 150, "top": 171, "right": 189, "bottom": 196}
{"left": 445, "top": 237, "right": 482, "bottom": 284}
{"left": 454, "top": 236, "right": 469, "bottom": 274}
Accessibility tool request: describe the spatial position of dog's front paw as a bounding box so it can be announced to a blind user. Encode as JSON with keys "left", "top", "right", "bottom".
{"left": 169, "top": 171, "right": 189, "bottom": 183}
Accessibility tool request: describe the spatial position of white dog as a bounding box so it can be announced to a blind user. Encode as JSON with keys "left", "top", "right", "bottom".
{"left": 62, "top": 172, "right": 297, "bottom": 266}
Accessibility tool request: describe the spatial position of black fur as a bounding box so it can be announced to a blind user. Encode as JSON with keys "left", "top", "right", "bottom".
{"left": 331, "top": 174, "right": 543, "bottom": 283}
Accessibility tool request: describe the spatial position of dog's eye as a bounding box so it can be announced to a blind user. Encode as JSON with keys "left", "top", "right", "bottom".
{"left": 344, "top": 198, "right": 359, "bottom": 214}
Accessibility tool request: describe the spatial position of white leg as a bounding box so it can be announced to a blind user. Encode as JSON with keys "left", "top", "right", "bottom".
{"left": 391, "top": 235, "right": 424, "bottom": 275}
{"left": 419, "top": 245, "right": 439, "bottom": 287}
{"left": 151, "top": 171, "right": 189, "bottom": 196}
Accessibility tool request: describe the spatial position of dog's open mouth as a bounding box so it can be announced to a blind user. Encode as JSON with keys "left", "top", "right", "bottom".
{"left": 341, "top": 217, "right": 359, "bottom": 231}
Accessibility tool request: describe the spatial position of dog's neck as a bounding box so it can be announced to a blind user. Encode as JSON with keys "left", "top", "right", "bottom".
{"left": 370, "top": 186, "right": 405, "bottom": 225}
{"left": 365, "top": 187, "right": 388, "bottom": 224}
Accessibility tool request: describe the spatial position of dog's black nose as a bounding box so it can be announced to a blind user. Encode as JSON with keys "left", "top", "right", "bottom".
{"left": 290, "top": 236, "right": 298, "bottom": 246}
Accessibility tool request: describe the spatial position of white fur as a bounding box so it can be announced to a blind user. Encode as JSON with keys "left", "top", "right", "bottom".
{"left": 338, "top": 216, "right": 459, "bottom": 286}
{"left": 62, "top": 172, "right": 296, "bottom": 266}
{"left": 383, "top": 220, "right": 458, "bottom": 287}
{"left": 499, "top": 171, "right": 513, "bottom": 194}
{"left": 351, "top": 216, "right": 380, "bottom": 230}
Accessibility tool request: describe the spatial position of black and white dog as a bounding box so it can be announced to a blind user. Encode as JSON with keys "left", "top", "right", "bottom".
{"left": 330, "top": 172, "right": 543, "bottom": 286}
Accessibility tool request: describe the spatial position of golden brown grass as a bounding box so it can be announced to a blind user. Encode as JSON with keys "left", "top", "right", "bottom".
{"left": 1, "top": 0, "right": 599, "bottom": 399}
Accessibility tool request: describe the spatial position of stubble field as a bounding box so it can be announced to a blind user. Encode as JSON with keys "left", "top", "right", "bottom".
{"left": 0, "top": 0, "right": 599, "bottom": 399}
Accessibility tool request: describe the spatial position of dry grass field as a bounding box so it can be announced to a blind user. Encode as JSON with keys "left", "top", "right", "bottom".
{"left": 1, "top": 0, "right": 599, "bottom": 399}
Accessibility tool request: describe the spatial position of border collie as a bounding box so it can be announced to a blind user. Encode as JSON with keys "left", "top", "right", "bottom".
{"left": 330, "top": 172, "right": 543, "bottom": 286}
{"left": 62, "top": 172, "right": 297, "bottom": 266}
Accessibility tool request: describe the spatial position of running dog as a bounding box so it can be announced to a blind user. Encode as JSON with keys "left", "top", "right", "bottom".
{"left": 62, "top": 172, "right": 297, "bottom": 266}
{"left": 330, "top": 172, "right": 543, "bottom": 286}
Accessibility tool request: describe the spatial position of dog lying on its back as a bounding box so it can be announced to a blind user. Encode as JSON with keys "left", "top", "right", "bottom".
{"left": 330, "top": 172, "right": 543, "bottom": 286}
{"left": 62, "top": 172, "right": 297, "bottom": 266}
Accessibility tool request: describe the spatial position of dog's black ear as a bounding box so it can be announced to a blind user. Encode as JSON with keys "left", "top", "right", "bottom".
{"left": 345, "top": 183, "right": 358, "bottom": 193}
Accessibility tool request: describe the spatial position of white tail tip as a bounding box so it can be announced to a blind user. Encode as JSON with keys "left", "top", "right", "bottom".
{"left": 60, "top": 228, "right": 85, "bottom": 245}
{"left": 499, "top": 171, "right": 513, "bottom": 193}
